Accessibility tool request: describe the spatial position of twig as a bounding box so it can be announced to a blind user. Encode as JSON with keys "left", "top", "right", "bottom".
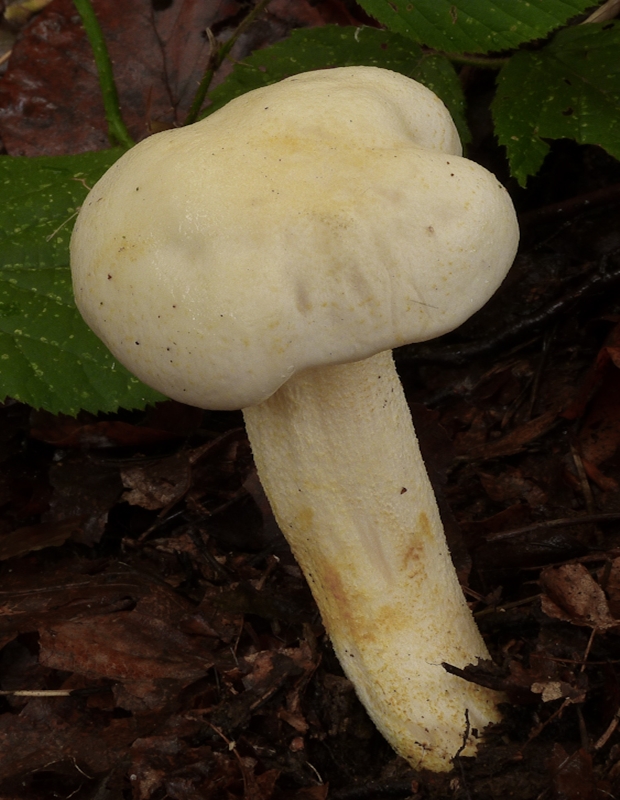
{"left": 455, "top": 709, "right": 472, "bottom": 760}
{"left": 306, "top": 761, "right": 325, "bottom": 786}
{"left": 208, "top": 722, "right": 237, "bottom": 751}
{"left": 577, "top": 702, "right": 590, "bottom": 752}
{"left": 582, "top": 0, "right": 620, "bottom": 23}
{"left": 72, "top": 0, "right": 134, "bottom": 148}
{"left": 0, "top": 689, "right": 72, "bottom": 697}
{"left": 474, "top": 594, "right": 542, "bottom": 618}
{"left": 330, "top": 780, "right": 419, "bottom": 800}
{"left": 433, "top": 50, "right": 509, "bottom": 69}
{"left": 519, "top": 653, "right": 620, "bottom": 667}
{"left": 45, "top": 210, "right": 79, "bottom": 242}
{"left": 519, "top": 182, "right": 620, "bottom": 229}
{"left": 399, "top": 255, "right": 620, "bottom": 366}
{"left": 527, "top": 325, "right": 555, "bottom": 420}
{"left": 208, "top": 722, "right": 263, "bottom": 799}
{"left": 485, "top": 512, "right": 620, "bottom": 542}
{"left": 0, "top": 687, "right": 105, "bottom": 697}
{"left": 523, "top": 697, "right": 572, "bottom": 748}
{"left": 454, "top": 707, "right": 476, "bottom": 800}
{"left": 184, "top": 0, "right": 274, "bottom": 126}
{"left": 570, "top": 442, "right": 595, "bottom": 514}
{"left": 595, "top": 705, "right": 620, "bottom": 750}
{"left": 581, "top": 628, "right": 597, "bottom": 673}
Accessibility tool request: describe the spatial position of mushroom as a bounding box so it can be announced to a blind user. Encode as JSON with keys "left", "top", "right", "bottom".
{"left": 70, "top": 66, "right": 519, "bottom": 771}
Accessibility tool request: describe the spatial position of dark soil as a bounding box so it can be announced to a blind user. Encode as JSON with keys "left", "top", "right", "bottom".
{"left": 1, "top": 2, "right": 620, "bottom": 799}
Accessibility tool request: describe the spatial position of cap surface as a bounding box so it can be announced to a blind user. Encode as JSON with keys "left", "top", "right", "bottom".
{"left": 71, "top": 66, "right": 519, "bottom": 410}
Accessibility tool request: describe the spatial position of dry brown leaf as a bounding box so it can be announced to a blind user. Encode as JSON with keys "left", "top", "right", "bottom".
{"left": 530, "top": 680, "right": 585, "bottom": 703}
{"left": 0, "top": 0, "right": 167, "bottom": 154}
{"left": 31, "top": 411, "right": 184, "bottom": 447}
{"left": 601, "top": 555, "right": 620, "bottom": 618}
{"left": 581, "top": 458, "right": 619, "bottom": 491}
{"left": 466, "top": 410, "right": 558, "bottom": 461}
{"left": 39, "top": 596, "right": 213, "bottom": 682}
{"left": 121, "top": 452, "right": 191, "bottom": 510}
{"left": 0, "top": 517, "right": 82, "bottom": 560}
{"left": 279, "top": 706, "right": 310, "bottom": 733}
{"left": 294, "top": 787, "right": 330, "bottom": 800}
{"left": 45, "top": 456, "right": 123, "bottom": 545}
{"left": 0, "top": 0, "right": 364, "bottom": 155}
{"left": 548, "top": 744, "right": 597, "bottom": 800}
{"left": 579, "top": 362, "right": 620, "bottom": 474}
{"left": 563, "top": 321, "right": 620, "bottom": 420}
{"left": 129, "top": 735, "right": 223, "bottom": 800}
{"left": 0, "top": 697, "right": 140, "bottom": 780}
{"left": 478, "top": 466, "right": 548, "bottom": 506}
{"left": 247, "top": 767, "right": 281, "bottom": 800}
{"left": 540, "top": 563, "right": 618, "bottom": 629}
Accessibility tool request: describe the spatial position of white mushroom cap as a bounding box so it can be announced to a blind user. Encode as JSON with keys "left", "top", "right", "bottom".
{"left": 71, "top": 66, "right": 518, "bottom": 411}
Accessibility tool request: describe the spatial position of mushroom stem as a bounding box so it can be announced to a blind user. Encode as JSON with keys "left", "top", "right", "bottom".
{"left": 243, "top": 349, "right": 502, "bottom": 771}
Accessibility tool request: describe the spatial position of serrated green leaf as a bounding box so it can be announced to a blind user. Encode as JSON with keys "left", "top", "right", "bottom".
{"left": 356, "top": 0, "right": 595, "bottom": 54}
{"left": 206, "top": 25, "right": 469, "bottom": 144}
{"left": 0, "top": 150, "right": 166, "bottom": 414}
{"left": 493, "top": 21, "right": 620, "bottom": 186}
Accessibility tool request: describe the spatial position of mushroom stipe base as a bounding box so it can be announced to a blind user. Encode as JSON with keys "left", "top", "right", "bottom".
{"left": 243, "top": 350, "right": 503, "bottom": 771}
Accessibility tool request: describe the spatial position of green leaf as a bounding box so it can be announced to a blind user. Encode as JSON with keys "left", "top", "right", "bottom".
{"left": 356, "top": 0, "right": 595, "bottom": 54}
{"left": 206, "top": 25, "right": 469, "bottom": 144}
{"left": 493, "top": 21, "right": 620, "bottom": 186}
{"left": 0, "top": 150, "right": 166, "bottom": 414}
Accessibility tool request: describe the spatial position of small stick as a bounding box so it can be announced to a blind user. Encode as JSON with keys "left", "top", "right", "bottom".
{"left": 519, "top": 183, "right": 620, "bottom": 228}
{"left": 582, "top": 0, "right": 620, "bottom": 23}
{"left": 570, "top": 443, "right": 595, "bottom": 514}
{"left": 527, "top": 325, "right": 556, "bottom": 420}
{"left": 401, "top": 256, "right": 620, "bottom": 366}
{"left": 0, "top": 686, "right": 106, "bottom": 697}
{"left": 454, "top": 710, "right": 474, "bottom": 800}
{"left": 0, "top": 689, "right": 71, "bottom": 697}
{"left": 595, "top": 706, "right": 620, "bottom": 750}
{"left": 486, "top": 512, "right": 620, "bottom": 542}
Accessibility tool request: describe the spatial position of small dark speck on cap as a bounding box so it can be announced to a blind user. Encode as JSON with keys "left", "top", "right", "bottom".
{"left": 400, "top": 487, "right": 408, "bottom": 494}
